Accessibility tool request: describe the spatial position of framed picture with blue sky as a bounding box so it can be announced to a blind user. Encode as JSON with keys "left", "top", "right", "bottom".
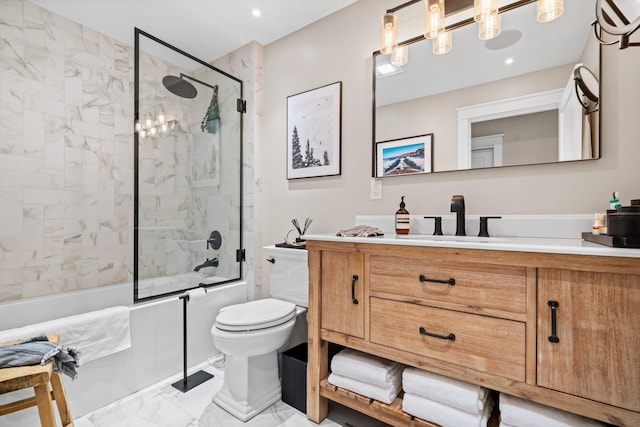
{"left": 376, "top": 133, "right": 433, "bottom": 177}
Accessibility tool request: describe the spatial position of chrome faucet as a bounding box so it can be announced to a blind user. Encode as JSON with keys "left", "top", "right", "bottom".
{"left": 450, "top": 195, "right": 466, "bottom": 236}
{"left": 194, "top": 257, "right": 219, "bottom": 272}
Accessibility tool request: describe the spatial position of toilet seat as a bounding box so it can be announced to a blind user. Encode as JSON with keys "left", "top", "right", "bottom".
{"left": 215, "top": 298, "right": 296, "bottom": 332}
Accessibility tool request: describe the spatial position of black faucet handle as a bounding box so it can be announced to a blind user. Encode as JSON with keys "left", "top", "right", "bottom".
{"left": 478, "top": 216, "right": 501, "bottom": 237}
{"left": 424, "top": 216, "right": 443, "bottom": 235}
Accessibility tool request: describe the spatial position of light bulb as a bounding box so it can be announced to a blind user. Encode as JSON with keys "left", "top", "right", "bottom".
{"left": 144, "top": 112, "right": 152, "bottom": 129}
{"left": 156, "top": 108, "right": 165, "bottom": 125}
{"left": 474, "top": 0, "right": 498, "bottom": 22}
{"left": 424, "top": 0, "right": 444, "bottom": 40}
{"left": 479, "top": 12, "right": 501, "bottom": 40}
{"left": 391, "top": 45, "right": 408, "bottom": 66}
{"left": 380, "top": 13, "right": 397, "bottom": 54}
{"left": 433, "top": 30, "right": 452, "bottom": 55}
{"left": 537, "top": 0, "right": 563, "bottom": 23}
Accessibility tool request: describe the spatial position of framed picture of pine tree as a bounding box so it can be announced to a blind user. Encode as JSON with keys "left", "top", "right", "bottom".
{"left": 287, "top": 81, "right": 342, "bottom": 179}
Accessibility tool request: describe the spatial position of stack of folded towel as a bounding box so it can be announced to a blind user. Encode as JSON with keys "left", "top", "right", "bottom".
{"left": 401, "top": 367, "right": 493, "bottom": 427}
{"left": 327, "top": 348, "right": 403, "bottom": 404}
{"left": 499, "top": 394, "right": 606, "bottom": 427}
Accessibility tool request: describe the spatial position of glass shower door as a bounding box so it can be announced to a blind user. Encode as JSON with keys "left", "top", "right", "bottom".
{"left": 134, "top": 29, "right": 243, "bottom": 301}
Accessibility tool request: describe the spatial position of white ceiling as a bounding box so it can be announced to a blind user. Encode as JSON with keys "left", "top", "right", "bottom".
{"left": 29, "top": 0, "right": 357, "bottom": 63}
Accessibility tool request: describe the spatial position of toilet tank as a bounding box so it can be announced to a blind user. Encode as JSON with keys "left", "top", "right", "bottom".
{"left": 264, "top": 245, "right": 308, "bottom": 308}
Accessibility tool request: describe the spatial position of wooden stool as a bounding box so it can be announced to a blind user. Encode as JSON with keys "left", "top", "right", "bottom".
{"left": 0, "top": 334, "right": 74, "bottom": 427}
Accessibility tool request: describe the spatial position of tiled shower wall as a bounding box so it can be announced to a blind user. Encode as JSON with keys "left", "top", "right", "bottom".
{"left": 0, "top": 0, "right": 261, "bottom": 303}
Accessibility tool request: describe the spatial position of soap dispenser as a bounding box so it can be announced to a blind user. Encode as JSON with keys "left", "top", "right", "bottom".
{"left": 395, "top": 196, "right": 410, "bottom": 235}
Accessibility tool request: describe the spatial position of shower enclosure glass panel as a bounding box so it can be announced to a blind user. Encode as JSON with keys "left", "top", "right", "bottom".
{"left": 134, "top": 29, "right": 243, "bottom": 301}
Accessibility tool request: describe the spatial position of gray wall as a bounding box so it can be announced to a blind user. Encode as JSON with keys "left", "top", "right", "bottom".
{"left": 261, "top": 0, "right": 640, "bottom": 245}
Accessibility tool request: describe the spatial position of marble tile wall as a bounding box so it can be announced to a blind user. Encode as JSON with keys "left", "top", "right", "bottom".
{"left": 0, "top": 0, "right": 133, "bottom": 302}
{"left": 0, "top": 0, "right": 261, "bottom": 303}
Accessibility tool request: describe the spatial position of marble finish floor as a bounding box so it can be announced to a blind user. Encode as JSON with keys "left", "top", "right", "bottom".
{"left": 74, "top": 364, "right": 389, "bottom": 427}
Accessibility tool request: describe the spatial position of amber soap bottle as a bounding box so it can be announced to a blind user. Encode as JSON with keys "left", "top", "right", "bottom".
{"left": 395, "top": 196, "right": 410, "bottom": 234}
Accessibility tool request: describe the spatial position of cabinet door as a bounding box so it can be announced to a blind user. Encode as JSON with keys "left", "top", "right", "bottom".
{"left": 321, "top": 250, "right": 364, "bottom": 338}
{"left": 537, "top": 268, "right": 640, "bottom": 412}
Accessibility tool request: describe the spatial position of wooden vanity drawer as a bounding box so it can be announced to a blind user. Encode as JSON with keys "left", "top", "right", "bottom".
{"left": 370, "top": 255, "right": 526, "bottom": 315}
{"left": 370, "top": 297, "right": 526, "bottom": 381}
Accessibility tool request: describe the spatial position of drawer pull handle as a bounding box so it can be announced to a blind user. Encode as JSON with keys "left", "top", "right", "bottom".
{"left": 419, "top": 274, "right": 455, "bottom": 286}
{"left": 351, "top": 275, "right": 359, "bottom": 305}
{"left": 548, "top": 300, "right": 559, "bottom": 343}
{"left": 419, "top": 326, "right": 455, "bottom": 341}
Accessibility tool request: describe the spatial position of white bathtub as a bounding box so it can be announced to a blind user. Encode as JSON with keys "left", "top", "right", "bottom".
{"left": 0, "top": 280, "right": 247, "bottom": 426}
{"left": 137, "top": 272, "right": 228, "bottom": 299}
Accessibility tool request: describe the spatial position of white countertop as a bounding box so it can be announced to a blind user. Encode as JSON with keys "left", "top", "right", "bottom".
{"left": 304, "top": 233, "right": 640, "bottom": 258}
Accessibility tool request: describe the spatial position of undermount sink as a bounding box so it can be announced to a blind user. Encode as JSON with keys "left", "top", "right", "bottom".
{"left": 397, "top": 234, "right": 510, "bottom": 243}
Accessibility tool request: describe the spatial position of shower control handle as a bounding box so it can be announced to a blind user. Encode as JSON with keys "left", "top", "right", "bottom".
{"left": 351, "top": 275, "right": 359, "bottom": 305}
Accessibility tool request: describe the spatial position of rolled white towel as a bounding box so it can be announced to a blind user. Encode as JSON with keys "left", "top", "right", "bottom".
{"left": 328, "top": 372, "right": 401, "bottom": 404}
{"left": 500, "top": 394, "right": 606, "bottom": 427}
{"left": 331, "top": 348, "right": 403, "bottom": 388}
{"left": 402, "top": 393, "right": 493, "bottom": 427}
{"left": 402, "top": 367, "right": 489, "bottom": 415}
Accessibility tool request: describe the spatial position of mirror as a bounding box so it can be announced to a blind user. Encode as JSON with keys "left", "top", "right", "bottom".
{"left": 134, "top": 29, "right": 243, "bottom": 301}
{"left": 373, "top": 0, "right": 600, "bottom": 175}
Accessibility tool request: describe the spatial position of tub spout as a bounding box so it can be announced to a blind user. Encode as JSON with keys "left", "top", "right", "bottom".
{"left": 450, "top": 195, "right": 466, "bottom": 236}
{"left": 194, "top": 257, "right": 219, "bottom": 272}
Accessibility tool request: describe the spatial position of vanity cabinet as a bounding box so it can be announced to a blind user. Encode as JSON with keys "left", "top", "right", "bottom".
{"left": 307, "top": 240, "right": 640, "bottom": 427}
{"left": 537, "top": 268, "right": 640, "bottom": 413}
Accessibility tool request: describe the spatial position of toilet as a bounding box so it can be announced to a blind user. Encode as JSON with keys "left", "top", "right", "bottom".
{"left": 210, "top": 246, "right": 308, "bottom": 421}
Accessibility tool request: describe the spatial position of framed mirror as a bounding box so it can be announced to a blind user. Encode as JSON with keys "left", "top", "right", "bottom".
{"left": 134, "top": 29, "right": 243, "bottom": 301}
{"left": 373, "top": 0, "right": 600, "bottom": 176}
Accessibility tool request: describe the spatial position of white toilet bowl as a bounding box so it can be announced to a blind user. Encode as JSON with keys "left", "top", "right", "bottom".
{"left": 211, "top": 298, "right": 298, "bottom": 421}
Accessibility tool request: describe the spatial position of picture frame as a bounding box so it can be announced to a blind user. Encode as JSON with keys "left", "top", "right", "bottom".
{"left": 376, "top": 133, "right": 433, "bottom": 177}
{"left": 287, "top": 81, "right": 342, "bottom": 179}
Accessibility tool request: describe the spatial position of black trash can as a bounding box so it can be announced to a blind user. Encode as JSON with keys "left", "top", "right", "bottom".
{"left": 281, "top": 343, "right": 308, "bottom": 413}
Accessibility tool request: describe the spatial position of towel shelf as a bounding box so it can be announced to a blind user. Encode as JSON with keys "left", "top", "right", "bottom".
{"left": 319, "top": 378, "right": 499, "bottom": 427}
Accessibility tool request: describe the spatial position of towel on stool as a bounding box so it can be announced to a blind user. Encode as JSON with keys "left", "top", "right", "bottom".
{"left": 403, "top": 392, "right": 493, "bottom": 427}
{"left": 403, "top": 367, "right": 489, "bottom": 415}
{"left": 0, "top": 334, "right": 79, "bottom": 379}
{"left": 0, "top": 306, "right": 131, "bottom": 365}
{"left": 331, "top": 348, "right": 402, "bottom": 387}
{"left": 500, "top": 394, "right": 606, "bottom": 427}
{"left": 328, "top": 372, "right": 401, "bottom": 404}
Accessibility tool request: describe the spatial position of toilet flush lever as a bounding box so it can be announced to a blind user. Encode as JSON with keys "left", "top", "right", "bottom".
{"left": 266, "top": 257, "right": 275, "bottom": 264}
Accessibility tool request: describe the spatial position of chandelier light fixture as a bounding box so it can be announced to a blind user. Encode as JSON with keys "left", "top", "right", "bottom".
{"left": 379, "top": 0, "right": 566, "bottom": 61}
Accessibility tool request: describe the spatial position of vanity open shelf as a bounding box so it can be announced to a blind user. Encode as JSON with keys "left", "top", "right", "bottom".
{"left": 305, "top": 238, "right": 640, "bottom": 427}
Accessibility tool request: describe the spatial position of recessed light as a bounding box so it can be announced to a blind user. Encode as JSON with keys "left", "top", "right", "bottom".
{"left": 376, "top": 61, "right": 403, "bottom": 77}
{"left": 505, "top": 57, "right": 514, "bottom": 65}
{"left": 252, "top": 9, "right": 261, "bottom": 17}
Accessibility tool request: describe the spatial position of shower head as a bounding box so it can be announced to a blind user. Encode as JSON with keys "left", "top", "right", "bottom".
{"left": 162, "top": 75, "right": 197, "bottom": 99}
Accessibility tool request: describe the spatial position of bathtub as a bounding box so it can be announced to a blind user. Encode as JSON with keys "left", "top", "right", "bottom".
{"left": 0, "top": 280, "right": 247, "bottom": 426}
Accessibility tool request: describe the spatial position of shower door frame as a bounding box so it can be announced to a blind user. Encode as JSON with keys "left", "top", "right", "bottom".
{"left": 133, "top": 28, "right": 244, "bottom": 303}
